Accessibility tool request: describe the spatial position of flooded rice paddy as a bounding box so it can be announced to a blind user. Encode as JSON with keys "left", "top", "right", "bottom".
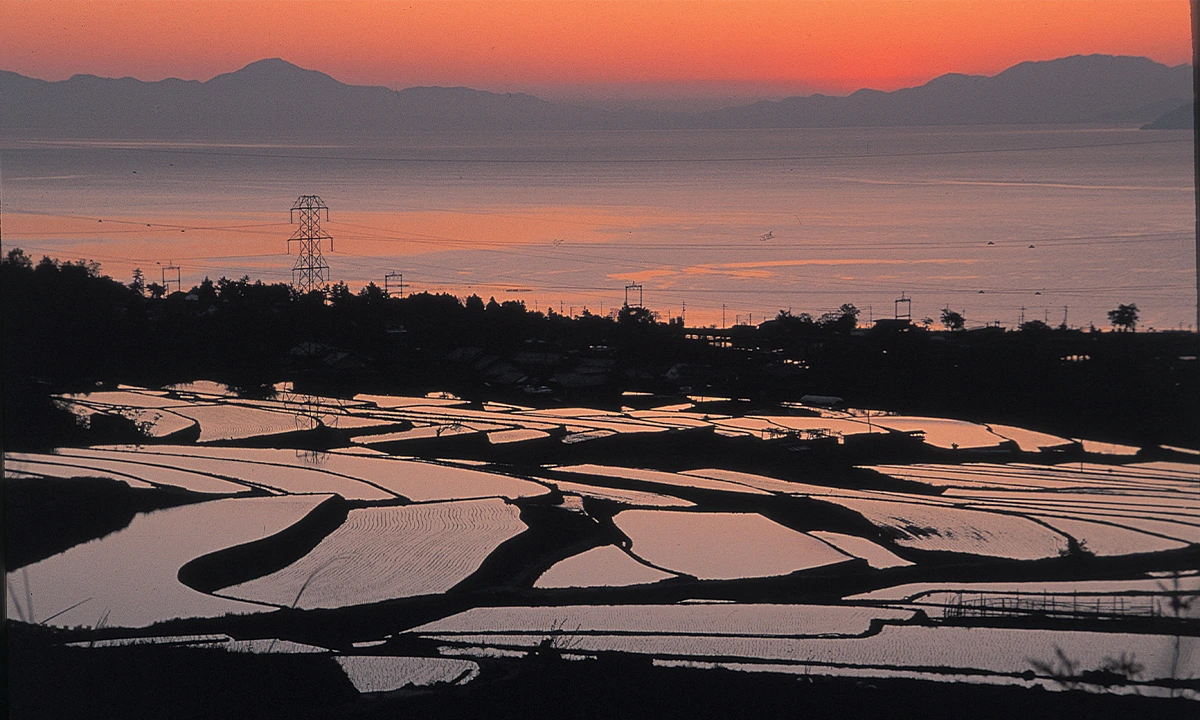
{"left": 613, "top": 510, "right": 852, "bottom": 580}
{"left": 218, "top": 499, "right": 528, "bottom": 609}
{"left": 6, "top": 495, "right": 329, "bottom": 628}
{"left": 334, "top": 656, "right": 480, "bottom": 693}
{"left": 5, "top": 382, "right": 1198, "bottom": 697}
{"left": 534, "top": 545, "right": 678, "bottom": 589}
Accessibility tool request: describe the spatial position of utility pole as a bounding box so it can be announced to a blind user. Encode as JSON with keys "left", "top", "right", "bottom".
{"left": 1019, "top": 306, "right": 1025, "bottom": 327}
{"left": 895, "top": 292, "right": 911, "bottom": 320}
{"left": 287, "top": 195, "right": 332, "bottom": 294}
{"left": 722, "top": 303, "right": 726, "bottom": 329}
{"left": 384, "top": 271, "right": 404, "bottom": 298}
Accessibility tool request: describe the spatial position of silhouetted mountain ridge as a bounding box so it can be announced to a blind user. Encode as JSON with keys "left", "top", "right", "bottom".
{"left": 1, "top": 55, "right": 1191, "bottom": 138}
{"left": 1142, "top": 101, "right": 1194, "bottom": 129}
{"left": 698, "top": 55, "right": 1191, "bottom": 128}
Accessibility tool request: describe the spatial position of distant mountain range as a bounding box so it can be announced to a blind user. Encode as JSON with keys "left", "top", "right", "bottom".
{"left": 1142, "top": 101, "right": 1194, "bottom": 129}
{"left": 1, "top": 55, "right": 1192, "bottom": 138}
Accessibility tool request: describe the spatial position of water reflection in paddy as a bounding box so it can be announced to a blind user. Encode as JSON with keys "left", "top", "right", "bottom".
{"left": 5, "top": 495, "right": 329, "bottom": 628}
{"left": 535, "top": 545, "right": 678, "bottom": 588}
{"left": 614, "top": 510, "right": 852, "bottom": 580}
{"left": 218, "top": 498, "right": 528, "bottom": 609}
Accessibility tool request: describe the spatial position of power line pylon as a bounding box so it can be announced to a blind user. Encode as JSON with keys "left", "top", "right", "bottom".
{"left": 288, "top": 196, "right": 332, "bottom": 294}
{"left": 158, "top": 260, "right": 181, "bottom": 294}
{"left": 385, "top": 271, "right": 404, "bottom": 298}
{"left": 624, "top": 283, "right": 643, "bottom": 308}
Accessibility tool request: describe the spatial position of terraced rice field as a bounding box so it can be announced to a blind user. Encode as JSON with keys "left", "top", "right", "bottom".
{"left": 412, "top": 603, "right": 916, "bottom": 638}
{"left": 851, "top": 575, "right": 1200, "bottom": 601}
{"left": 124, "top": 409, "right": 198, "bottom": 438}
{"left": 6, "top": 451, "right": 250, "bottom": 493}
{"left": 849, "top": 574, "right": 1200, "bottom": 626}
{"left": 353, "top": 425, "right": 482, "bottom": 444}
{"left": 488, "top": 429, "right": 551, "bottom": 444}
{"left": 335, "top": 656, "right": 480, "bottom": 693}
{"left": 55, "top": 447, "right": 395, "bottom": 500}
{"left": 5, "top": 495, "right": 330, "bottom": 628}
{"left": 4, "top": 456, "right": 158, "bottom": 488}
{"left": 711, "top": 415, "right": 882, "bottom": 440}
{"left": 680, "top": 468, "right": 817, "bottom": 495}
{"left": 856, "top": 462, "right": 1200, "bottom": 557}
{"left": 1075, "top": 439, "right": 1142, "bottom": 456}
{"left": 218, "top": 498, "right": 528, "bottom": 609}
{"left": 613, "top": 510, "right": 853, "bottom": 579}
{"left": 534, "top": 545, "right": 678, "bottom": 588}
{"left": 871, "top": 462, "right": 1200, "bottom": 492}
{"left": 556, "top": 465, "right": 771, "bottom": 496}
{"left": 623, "top": 411, "right": 723, "bottom": 429}
{"left": 815, "top": 496, "right": 1069, "bottom": 559}
{"left": 56, "top": 390, "right": 193, "bottom": 410}
{"left": 808, "top": 532, "right": 914, "bottom": 569}
{"left": 417, "top": 622, "right": 1195, "bottom": 691}
{"left": 50, "top": 385, "right": 1187, "bottom": 465}
{"left": 867, "top": 417, "right": 1010, "bottom": 450}
{"left": 70, "top": 634, "right": 329, "bottom": 654}
{"left": 96, "top": 446, "right": 550, "bottom": 502}
{"left": 323, "top": 414, "right": 407, "bottom": 430}
{"left": 15, "top": 384, "right": 1199, "bottom": 701}
{"left": 1022, "top": 517, "right": 1189, "bottom": 556}
{"left": 354, "top": 393, "right": 470, "bottom": 408}
{"left": 985, "top": 424, "right": 1074, "bottom": 452}
{"left": 163, "top": 381, "right": 237, "bottom": 397}
{"left": 169, "top": 404, "right": 310, "bottom": 442}
{"left": 544, "top": 480, "right": 695, "bottom": 508}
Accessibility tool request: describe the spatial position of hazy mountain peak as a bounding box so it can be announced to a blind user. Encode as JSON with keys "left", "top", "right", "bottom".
{"left": 995, "top": 53, "right": 1167, "bottom": 79}
{"left": 238, "top": 57, "right": 302, "bottom": 72}
{"left": 206, "top": 57, "right": 342, "bottom": 88}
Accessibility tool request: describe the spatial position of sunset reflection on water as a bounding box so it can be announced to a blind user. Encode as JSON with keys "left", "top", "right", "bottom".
{"left": 3, "top": 126, "right": 1193, "bottom": 329}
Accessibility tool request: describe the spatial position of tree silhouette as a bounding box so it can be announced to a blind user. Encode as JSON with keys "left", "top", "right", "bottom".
{"left": 6, "top": 247, "right": 33, "bottom": 270}
{"left": 941, "top": 308, "right": 966, "bottom": 331}
{"left": 1107, "top": 304, "right": 1139, "bottom": 332}
{"left": 817, "top": 303, "right": 859, "bottom": 334}
{"left": 357, "top": 282, "right": 387, "bottom": 304}
{"left": 618, "top": 304, "right": 656, "bottom": 326}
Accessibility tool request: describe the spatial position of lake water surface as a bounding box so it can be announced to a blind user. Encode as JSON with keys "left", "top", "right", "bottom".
{"left": 2, "top": 125, "right": 1194, "bottom": 329}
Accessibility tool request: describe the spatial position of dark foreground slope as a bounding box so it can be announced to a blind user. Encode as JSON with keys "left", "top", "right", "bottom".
{"left": 8, "top": 624, "right": 1193, "bottom": 720}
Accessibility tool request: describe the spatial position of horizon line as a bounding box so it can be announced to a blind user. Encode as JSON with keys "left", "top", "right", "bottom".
{"left": 5, "top": 52, "right": 1192, "bottom": 106}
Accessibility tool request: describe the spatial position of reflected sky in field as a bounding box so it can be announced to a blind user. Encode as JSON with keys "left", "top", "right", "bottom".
{"left": 2, "top": 125, "right": 1194, "bottom": 329}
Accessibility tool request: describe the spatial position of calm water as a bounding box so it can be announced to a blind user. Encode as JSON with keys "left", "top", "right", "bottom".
{"left": 1, "top": 125, "right": 1194, "bottom": 329}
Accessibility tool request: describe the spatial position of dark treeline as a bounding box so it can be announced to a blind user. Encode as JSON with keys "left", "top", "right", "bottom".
{"left": 0, "top": 249, "right": 701, "bottom": 390}
{"left": 2, "top": 248, "right": 1197, "bottom": 447}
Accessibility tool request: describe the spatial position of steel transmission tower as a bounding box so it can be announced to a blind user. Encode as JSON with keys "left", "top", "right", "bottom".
{"left": 287, "top": 196, "right": 333, "bottom": 293}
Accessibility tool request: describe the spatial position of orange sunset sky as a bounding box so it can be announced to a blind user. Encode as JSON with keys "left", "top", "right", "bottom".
{"left": 0, "top": 0, "right": 1192, "bottom": 102}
